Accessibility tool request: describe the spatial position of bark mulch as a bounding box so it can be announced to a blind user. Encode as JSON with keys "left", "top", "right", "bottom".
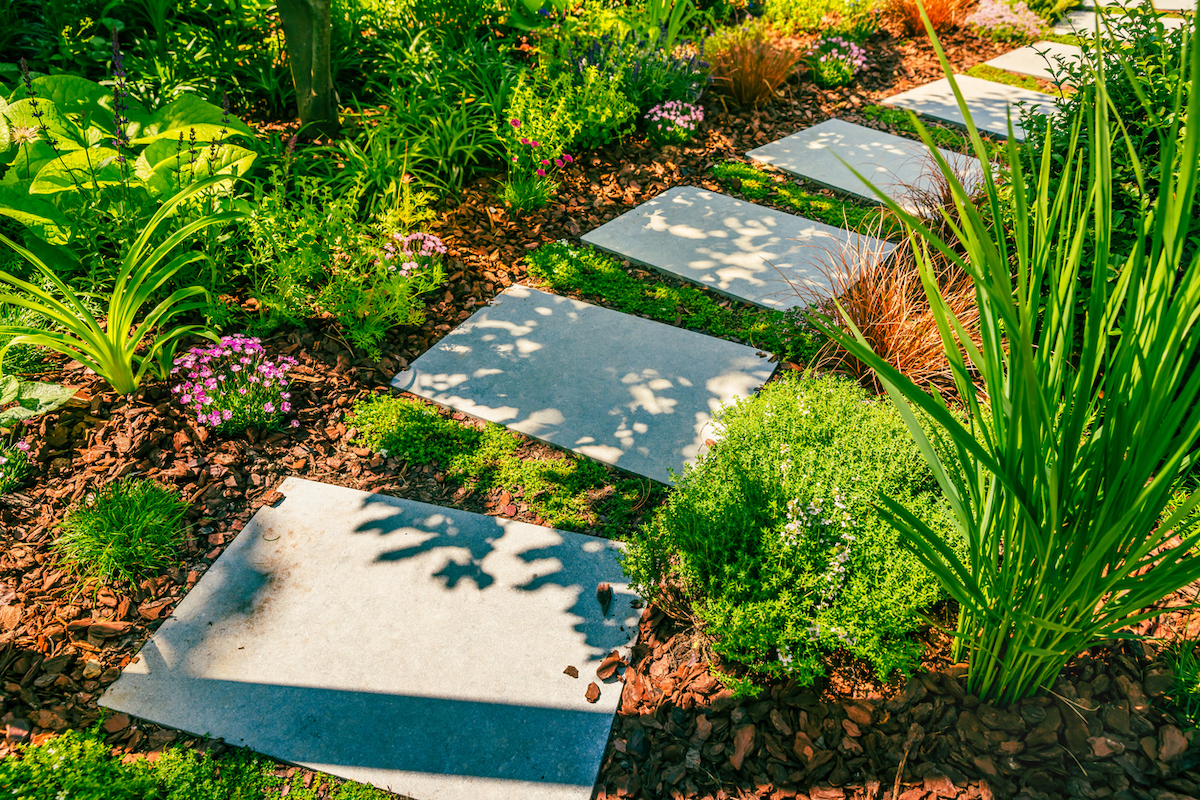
{"left": 4, "top": 24, "right": 1194, "bottom": 800}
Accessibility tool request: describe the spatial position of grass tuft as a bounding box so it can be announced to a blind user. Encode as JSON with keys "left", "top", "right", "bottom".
{"left": 54, "top": 478, "right": 189, "bottom": 584}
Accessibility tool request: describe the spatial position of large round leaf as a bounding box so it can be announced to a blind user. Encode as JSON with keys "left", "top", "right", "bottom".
{"left": 30, "top": 147, "right": 131, "bottom": 194}
{"left": 128, "top": 95, "right": 254, "bottom": 144}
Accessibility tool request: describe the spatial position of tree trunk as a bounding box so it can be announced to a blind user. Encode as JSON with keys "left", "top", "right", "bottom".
{"left": 276, "top": 0, "right": 338, "bottom": 136}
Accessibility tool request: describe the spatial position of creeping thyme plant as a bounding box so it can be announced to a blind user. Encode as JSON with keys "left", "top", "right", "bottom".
{"left": 964, "top": 0, "right": 1046, "bottom": 43}
{"left": 623, "top": 372, "right": 958, "bottom": 690}
{"left": 171, "top": 335, "right": 298, "bottom": 434}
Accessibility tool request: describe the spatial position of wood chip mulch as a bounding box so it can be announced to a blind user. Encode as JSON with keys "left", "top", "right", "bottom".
{"left": 4, "top": 24, "right": 1196, "bottom": 800}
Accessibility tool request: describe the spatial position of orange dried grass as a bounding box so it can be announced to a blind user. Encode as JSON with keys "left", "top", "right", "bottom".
{"left": 887, "top": 0, "right": 967, "bottom": 36}
{"left": 707, "top": 27, "right": 801, "bottom": 108}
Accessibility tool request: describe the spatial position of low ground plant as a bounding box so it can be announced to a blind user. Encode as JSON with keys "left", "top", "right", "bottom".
{"left": 964, "top": 0, "right": 1046, "bottom": 43}
{"left": 0, "top": 437, "right": 32, "bottom": 494}
{"left": 623, "top": 371, "right": 958, "bottom": 689}
{"left": 707, "top": 160, "right": 905, "bottom": 237}
{"left": 170, "top": 335, "right": 299, "bottom": 434}
{"left": 55, "top": 477, "right": 189, "bottom": 583}
{"left": 965, "top": 63, "right": 1051, "bottom": 91}
{"left": 806, "top": 36, "right": 868, "bottom": 88}
{"left": 525, "top": 240, "right": 820, "bottom": 364}
{"left": 350, "top": 395, "right": 660, "bottom": 532}
{"left": 763, "top": 0, "right": 843, "bottom": 34}
{"left": 644, "top": 100, "right": 705, "bottom": 145}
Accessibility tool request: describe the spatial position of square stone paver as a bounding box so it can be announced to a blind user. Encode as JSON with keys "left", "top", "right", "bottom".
{"left": 1052, "top": 8, "right": 1187, "bottom": 35}
{"left": 579, "top": 185, "right": 896, "bottom": 310}
{"left": 745, "top": 118, "right": 984, "bottom": 213}
{"left": 984, "top": 41, "right": 1083, "bottom": 82}
{"left": 881, "top": 75, "right": 1059, "bottom": 140}
{"left": 392, "top": 285, "right": 776, "bottom": 485}
{"left": 102, "top": 477, "right": 641, "bottom": 800}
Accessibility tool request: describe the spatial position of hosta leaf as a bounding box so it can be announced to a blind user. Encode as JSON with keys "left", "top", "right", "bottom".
{"left": 128, "top": 95, "right": 253, "bottom": 144}
{"left": 139, "top": 142, "right": 257, "bottom": 196}
{"left": 0, "top": 185, "right": 73, "bottom": 244}
{"left": 0, "top": 99, "right": 85, "bottom": 149}
{"left": 0, "top": 375, "right": 17, "bottom": 406}
{"left": 29, "top": 147, "right": 130, "bottom": 194}
{"left": 28, "top": 75, "right": 115, "bottom": 131}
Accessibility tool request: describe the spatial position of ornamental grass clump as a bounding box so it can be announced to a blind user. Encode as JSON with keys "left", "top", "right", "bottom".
{"left": 964, "top": 0, "right": 1046, "bottom": 43}
{"left": 816, "top": 7, "right": 1200, "bottom": 703}
{"left": 707, "top": 21, "right": 800, "bottom": 107}
{"left": 171, "top": 335, "right": 298, "bottom": 434}
{"left": 644, "top": 100, "right": 704, "bottom": 145}
{"left": 807, "top": 36, "right": 868, "bottom": 88}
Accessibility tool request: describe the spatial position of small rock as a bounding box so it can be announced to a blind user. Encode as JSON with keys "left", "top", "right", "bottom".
{"left": 1089, "top": 735, "right": 1125, "bottom": 758}
{"left": 1159, "top": 724, "right": 1188, "bottom": 761}
{"left": 82, "top": 660, "right": 102, "bottom": 680}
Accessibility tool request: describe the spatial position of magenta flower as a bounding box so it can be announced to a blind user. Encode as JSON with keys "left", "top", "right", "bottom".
{"left": 536, "top": 168, "right": 546, "bottom": 176}
{"left": 510, "top": 118, "right": 521, "bottom": 128}
{"left": 554, "top": 158, "right": 563, "bottom": 167}
{"left": 563, "top": 154, "right": 573, "bottom": 163}
{"left": 540, "top": 159, "right": 550, "bottom": 166}
{"left": 520, "top": 137, "right": 530, "bottom": 145}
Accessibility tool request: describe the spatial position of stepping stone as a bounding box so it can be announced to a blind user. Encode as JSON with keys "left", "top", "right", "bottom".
{"left": 880, "top": 75, "right": 1058, "bottom": 140}
{"left": 984, "top": 41, "right": 1083, "bottom": 82}
{"left": 745, "top": 119, "right": 984, "bottom": 214}
{"left": 1082, "top": 0, "right": 1195, "bottom": 9}
{"left": 1052, "top": 8, "right": 1187, "bottom": 35}
{"left": 103, "top": 477, "right": 641, "bottom": 800}
{"left": 393, "top": 284, "right": 775, "bottom": 485}
{"left": 580, "top": 185, "right": 896, "bottom": 310}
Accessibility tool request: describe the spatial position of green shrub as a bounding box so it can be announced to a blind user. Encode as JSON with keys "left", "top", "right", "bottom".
{"left": 525, "top": 240, "right": 820, "bottom": 364}
{"left": 567, "top": 65, "right": 639, "bottom": 149}
{"left": 623, "top": 372, "right": 957, "bottom": 688}
{"left": 764, "top": 0, "right": 843, "bottom": 35}
{"left": 350, "top": 395, "right": 660, "bottom": 532}
{"left": 55, "top": 477, "right": 189, "bottom": 583}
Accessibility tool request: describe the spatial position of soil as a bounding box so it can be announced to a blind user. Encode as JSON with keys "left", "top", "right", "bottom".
{"left": 4, "top": 21, "right": 1198, "bottom": 800}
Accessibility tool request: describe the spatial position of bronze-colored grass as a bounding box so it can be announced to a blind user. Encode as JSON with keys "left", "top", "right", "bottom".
{"left": 707, "top": 26, "right": 800, "bottom": 108}
{"left": 806, "top": 158, "right": 989, "bottom": 400}
{"left": 887, "top": 0, "right": 967, "bottom": 36}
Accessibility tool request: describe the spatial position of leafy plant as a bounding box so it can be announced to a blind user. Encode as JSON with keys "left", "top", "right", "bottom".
{"left": 55, "top": 476, "right": 189, "bottom": 582}
{"left": 964, "top": 0, "right": 1047, "bottom": 44}
{"left": 525, "top": 240, "right": 821, "bottom": 364}
{"left": 623, "top": 0, "right": 703, "bottom": 52}
{"left": 806, "top": 36, "right": 868, "bottom": 88}
{"left": 0, "top": 176, "right": 238, "bottom": 394}
{"left": 0, "top": 372, "right": 74, "bottom": 427}
{"left": 816, "top": 10, "right": 1200, "bottom": 703}
{"left": 351, "top": 394, "right": 661, "bottom": 532}
{"left": 170, "top": 335, "right": 298, "bottom": 433}
{"left": 563, "top": 30, "right": 710, "bottom": 115}
{"left": 706, "top": 21, "right": 799, "bottom": 107}
{"left": 644, "top": 100, "right": 704, "bottom": 145}
{"left": 763, "top": 0, "right": 843, "bottom": 35}
{"left": 623, "top": 371, "right": 957, "bottom": 687}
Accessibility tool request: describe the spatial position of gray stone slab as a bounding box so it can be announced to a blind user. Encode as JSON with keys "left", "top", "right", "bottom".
{"left": 880, "top": 75, "right": 1058, "bottom": 140}
{"left": 392, "top": 285, "right": 775, "bottom": 485}
{"left": 1082, "top": 0, "right": 1194, "bottom": 9}
{"left": 103, "top": 477, "right": 641, "bottom": 800}
{"left": 580, "top": 186, "right": 895, "bottom": 310}
{"left": 745, "top": 119, "right": 984, "bottom": 214}
{"left": 1052, "top": 8, "right": 1187, "bottom": 35}
{"left": 984, "top": 41, "right": 1082, "bottom": 82}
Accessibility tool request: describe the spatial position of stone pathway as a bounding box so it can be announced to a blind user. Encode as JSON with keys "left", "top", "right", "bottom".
{"left": 745, "top": 118, "right": 984, "bottom": 212}
{"left": 393, "top": 284, "right": 776, "bottom": 486}
{"left": 581, "top": 185, "right": 896, "bottom": 310}
{"left": 984, "top": 41, "right": 1083, "bottom": 82}
{"left": 103, "top": 477, "right": 641, "bottom": 800}
{"left": 1052, "top": 7, "right": 1187, "bottom": 35}
{"left": 880, "top": 75, "right": 1058, "bottom": 140}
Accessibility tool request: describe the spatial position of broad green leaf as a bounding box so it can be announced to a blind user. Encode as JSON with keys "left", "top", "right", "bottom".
{"left": 0, "top": 144, "right": 57, "bottom": 184}
{"left": 0, "top": 186, "right": 73, "bottom": 244}
{"left": 0, "top": 98, "right": 85, "bottom": 149}
{"left": 0, "top": 120, "right": 8, "bottom": 152}
{"left": 138, "top": 141, "right": 257, "bottom": 196}
{"left": 30, "top": 147, "right": 129, "bottom": 194}
{"left": 128, "top": 95, "right": 253, "bottom": 144}
{"left": 28, "top": 75, "right": 114, "bottom": 131}
{"left": 0, "top": 374, "right": 17, "bottom": 406}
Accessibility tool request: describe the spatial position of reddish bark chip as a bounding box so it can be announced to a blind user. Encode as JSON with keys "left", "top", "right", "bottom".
{"left": 564, "top": 665, "right": 579, "bottom": 678}
{"left": 586, "top": 682, "right": 601, "bottom": 703}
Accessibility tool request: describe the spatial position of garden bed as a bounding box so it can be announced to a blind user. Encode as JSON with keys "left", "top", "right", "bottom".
{"left": 3, "top": 6, "right": 1199, "bottom": 800}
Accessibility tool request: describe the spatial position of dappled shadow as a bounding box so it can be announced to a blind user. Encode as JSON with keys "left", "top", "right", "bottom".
{"left": 882, "top": 75, "right": 1058, "bottom": 141}
{"left": 392, "top": 285, "right": 775, "bottom": 486}
{"left": 747, "top": 119, "right": 984, "bottom": 213}
{"left": 581, "top": 186, "right": 896, "bottom": 310}
{"left": 102, "top": 477, "right": 640, "bottom": 800}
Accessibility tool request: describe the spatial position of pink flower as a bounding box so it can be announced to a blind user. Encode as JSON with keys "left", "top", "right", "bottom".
{"left": 563, "top": 153, "right": 573, "bottom": 163}
{"left": 291, "top": 420, "right": 300, "bottom": 428}
{"left": 540, "top": 159, "right": 550, "bottom": 166}
{"left": 531, "top": 140, "right": 540, "bottom": 148}
{"left": 536, "top": 168, "right": 546, "bottom": 176}
{"left": 554, "top": 158, "right": 563, "bottom": 167}
{"left": 15, "top": 441, "right": 30, "bottom": 452}
{"left": 264, "top": 402, "right": 275, "bottom": 413}
{"left": 510, "top": 118, "right": 520, "bottom": 128}
{"left": 520, "top": 137, "right": 530, "bottom": 145}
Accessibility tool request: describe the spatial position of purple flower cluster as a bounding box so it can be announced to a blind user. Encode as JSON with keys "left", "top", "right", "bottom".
{"left": 508, "top": 118, "right": 574, "bottom": 178}
{"left": 808, "top": 37, "right": 868, "bottom": 89}
{"left": 171, "top": 335, "right": 299, "bottom": 434}
{"left": 645, "top": 100, "right": 704, "bottom": 146}
{"left": 965, "top": 0, "right": 1046, "bottom": 42}
{"left": 376, "top": 231, "right": 447, "bottom": 276}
